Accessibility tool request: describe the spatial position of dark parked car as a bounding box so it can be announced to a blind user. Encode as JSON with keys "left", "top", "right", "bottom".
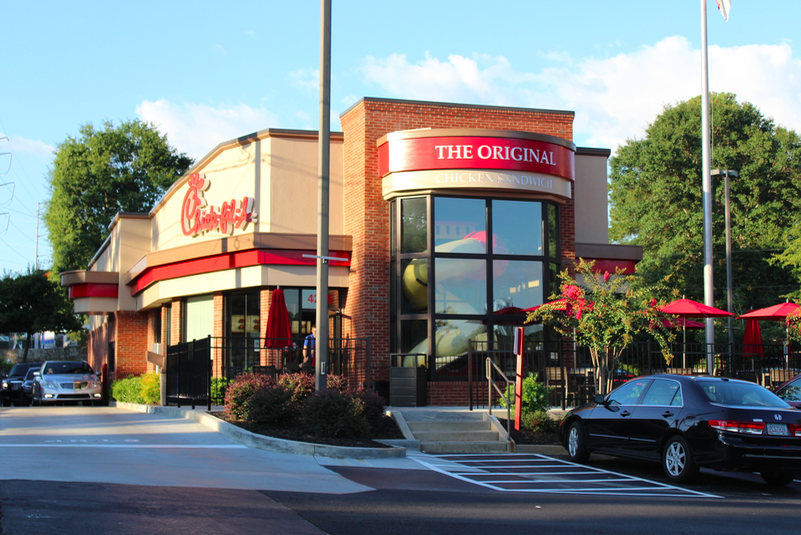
{"left": 1, "top": 362, "right": 41, "bottom": 406}
{"left": 20, "top": 366, "right": 41, "bottom": 406}
{"left": 561, "top": 374, "right": 801, "bottom": 486}
{"left": 774, "top": 373, "right": 801, "bottom": 408}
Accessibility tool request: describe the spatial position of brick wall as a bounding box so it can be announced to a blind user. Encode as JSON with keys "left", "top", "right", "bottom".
{"left": 340, "top": 98, "right": 576, "bottom": 406}
{"left": 113, "top": 310, "right": 149, "bottom": 379}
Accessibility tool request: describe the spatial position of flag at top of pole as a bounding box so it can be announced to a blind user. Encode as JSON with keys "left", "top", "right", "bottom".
{"left": 716, "top": 0, "right": 731, "bottom": 21}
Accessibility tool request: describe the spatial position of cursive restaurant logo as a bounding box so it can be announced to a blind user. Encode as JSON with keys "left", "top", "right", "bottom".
{"left": 181, "top": 173, "right": 257, "bottom": 237}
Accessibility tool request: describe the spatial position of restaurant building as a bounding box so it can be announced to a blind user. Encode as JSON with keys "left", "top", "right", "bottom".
{"left": 61, "top": 98, "right": 641, "bottom": 405}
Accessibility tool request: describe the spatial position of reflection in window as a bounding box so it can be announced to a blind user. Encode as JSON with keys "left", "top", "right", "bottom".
{"left": 435, "top": 197, "right": 485, "bottom": 250}
{"left": 493, "top": 260, "right": 543, "bottom": 309}
{"left": 434, "top": 318, "right": 486, "bottom": 377}
{"left": 401, "top": 259, "right": 428, "bottom": 314}
{"left": 608, "top": 379, "right": 651, "bottom": 405}
{"left": 492, "top": 200, "right": 542, "bottom": 255}
{"left": 401, "top": 197, "right": 427, "bottom": 254}
{"left": 435, "top": 258, "right": 486, "bottom": 314}
{"left": 400, "top": 320, "right": 428, "bottom": 360}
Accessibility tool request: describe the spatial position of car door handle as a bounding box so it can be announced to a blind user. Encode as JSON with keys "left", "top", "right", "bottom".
{"left": 620, "top": 410, "right": 631, "bottom": 417}
{"left": 662, "top": 411, "right": 674, "bottom": 418}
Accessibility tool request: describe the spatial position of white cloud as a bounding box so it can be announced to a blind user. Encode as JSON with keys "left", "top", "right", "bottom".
{"left": 357, "top": 38, "right": 801, "bottom": 154}
{"left": 135, "top": 100, "right": 280, "bottom": 159}
{"left": 0, "top": 134, "right": 55, "bottom": 160}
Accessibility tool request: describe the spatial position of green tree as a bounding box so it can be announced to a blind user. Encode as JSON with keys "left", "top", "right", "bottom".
{"left": 527, "top": 260, "right": 674, "bottom": 395}
{"left": 45, "top": 120, "right": 193, "bottom": 273}
{"left": 0, "top": 269, "right": 83, "bottom": 362}
{"left": 609, "top": 93, "right": 801, "bottom": 318}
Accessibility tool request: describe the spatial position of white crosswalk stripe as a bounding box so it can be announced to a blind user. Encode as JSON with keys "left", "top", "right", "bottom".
{"left": 409, "top": 452, "right": 721, "bottom": 498}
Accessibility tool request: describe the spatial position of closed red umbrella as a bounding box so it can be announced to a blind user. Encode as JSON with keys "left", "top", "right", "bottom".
{"left": 742, "top": 319, "right": 764, "bottom": 358}
{"left": 264, "top": 288, "right": 292, "bottom": 349}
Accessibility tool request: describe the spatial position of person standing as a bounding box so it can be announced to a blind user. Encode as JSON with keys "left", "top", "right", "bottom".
{"left": 302, "top": 325, "right": 316, "bottom": 373}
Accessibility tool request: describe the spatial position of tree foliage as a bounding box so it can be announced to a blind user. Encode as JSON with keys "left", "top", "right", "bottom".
{"left": 608, "top": 93, "right": 801, "bottom": 315}
{"left": 526, "top": 260, "right": 675, "bottom": 395}
{"left": 44, "top": 120, "right": 193, "bottom": 272}
{"left": 0, "top": 269, "right": 83, "bottom": 362}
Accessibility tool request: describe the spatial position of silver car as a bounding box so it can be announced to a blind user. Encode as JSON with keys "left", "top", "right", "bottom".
{"left": 32, "top": 361, "right": 103, "bottom": 406}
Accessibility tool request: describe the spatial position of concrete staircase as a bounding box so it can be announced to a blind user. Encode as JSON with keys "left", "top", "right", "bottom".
{"left": 389, "top": 409, "right": 513, "bottom": 453}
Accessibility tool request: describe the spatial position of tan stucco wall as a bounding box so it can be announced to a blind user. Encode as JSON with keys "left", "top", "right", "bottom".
{"left": 574, "top": 150, "right": 610, "bottom": 244}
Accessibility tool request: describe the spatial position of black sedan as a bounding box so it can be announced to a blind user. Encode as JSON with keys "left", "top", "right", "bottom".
{"left": 560, "top": 374, "right": 801, "bottom": 486}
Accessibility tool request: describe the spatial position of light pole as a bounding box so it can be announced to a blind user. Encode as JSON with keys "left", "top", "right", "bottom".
{"left": 712, "top": 169, "right": 737, "bottom": 351}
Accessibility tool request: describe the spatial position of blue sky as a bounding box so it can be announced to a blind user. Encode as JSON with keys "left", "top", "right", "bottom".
{"left": 1, "top": 1, "right": 799, "bottom": 274}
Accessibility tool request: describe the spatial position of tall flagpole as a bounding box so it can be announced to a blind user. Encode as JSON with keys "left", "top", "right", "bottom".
{"left": 701, "top": 0, "right": 715, "bottom": 374}
{"left": 315, "top": 0, "right": 332, "bottom": 391}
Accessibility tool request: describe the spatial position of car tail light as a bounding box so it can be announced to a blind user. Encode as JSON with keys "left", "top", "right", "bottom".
{"left": 708, "top": 420, "right": 766, "bottom": 435}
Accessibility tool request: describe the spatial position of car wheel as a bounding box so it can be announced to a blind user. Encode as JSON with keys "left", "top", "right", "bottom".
{"left": 761, "top": 470, "right": 796, "bottom": 487}
{"left": 662, "top": 436, "right": 698, "bottom": 483}
{"left": 566, "top": 421, "right": 590, "bottom": 463}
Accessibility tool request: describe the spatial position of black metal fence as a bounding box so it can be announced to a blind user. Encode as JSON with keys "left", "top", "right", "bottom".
{"left": 468, "top": 339, "right": 801, "bottom": 410}
{"left": 166, "top": 336, "right": 372, "bottom": 407}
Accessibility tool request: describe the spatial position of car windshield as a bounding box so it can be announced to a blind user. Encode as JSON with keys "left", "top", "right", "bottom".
{"left": 697, "top": 380, "right": 790, "bottom": 408}
{"left": 42, "top": 362, "right": 94, "bottom": 375}
{"left": 8, "top": 364, "right": 34, "bottom": 377}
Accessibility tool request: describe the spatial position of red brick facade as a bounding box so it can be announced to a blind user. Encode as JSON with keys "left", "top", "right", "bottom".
{"left": 340, "top": 98, "right": 576, "bottom": 405}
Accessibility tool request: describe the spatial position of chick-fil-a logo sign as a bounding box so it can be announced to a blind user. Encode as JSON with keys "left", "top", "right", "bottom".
{"left": 181, "top": 173, "right": 257, "bottom": 237}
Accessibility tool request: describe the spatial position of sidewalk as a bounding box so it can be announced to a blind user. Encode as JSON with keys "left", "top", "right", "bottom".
{"left": 113, "top": 402, "right": 566, "bottom": 461}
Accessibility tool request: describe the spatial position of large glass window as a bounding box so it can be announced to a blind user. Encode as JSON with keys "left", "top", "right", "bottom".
{"left": 492, "top": 200, "right": 542, "bottom": 255}
{"left": 392, "top": 195, "right": 559, "bottom": 381}
{"left": 184, "top": 295, "right": 214, "bottom": 342}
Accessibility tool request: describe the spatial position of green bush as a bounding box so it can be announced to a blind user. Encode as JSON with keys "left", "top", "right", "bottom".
{"left": 302, "top": 389, "right": 369, "bottom": 438}
{"left": 349, "top": 388, "right": 385, "bottom": 428}
{"left": 520, "top": 409, "right": 557, "bottom": 434}
{"left": 247, "top": 385, "right": 295, "bottom": 426}
{"left": 140, "top": 372, "right": 161, "bottom": 404}
{"left": 211, "top": 377, "right": 232, "bottom": 405}
{"left": 110, "top": 372, "right": 161, "bottom": 404}
{"left": 499, "top": 373, "right": 553, "bottom": 415}
{"left": 224, "top": 373, "right": 275, "bottom": 421}
{"left": 111, "top": 375, "right": 144, "bottom": 404}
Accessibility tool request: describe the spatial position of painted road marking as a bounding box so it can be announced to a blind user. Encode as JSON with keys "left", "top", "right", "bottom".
{"left": 410, "top": 453, "right": 721, "bottom": 498}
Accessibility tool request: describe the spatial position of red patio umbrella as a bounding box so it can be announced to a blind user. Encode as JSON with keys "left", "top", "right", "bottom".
{"left": 658, "top": 298, "right": 734, "bottom": 368}
{"left": 737, "top": 302, "right": 799, "bottom": 368}
{"left": 661, "top": 317, "right": 705, "bottom": 330}
{"left": 264, "top": 288, "right": 292, "bottom": 349}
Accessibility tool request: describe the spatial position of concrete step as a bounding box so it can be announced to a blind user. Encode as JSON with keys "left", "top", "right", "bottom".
{"left": 412, "top": 430, "right": 499, "bottom": 442}
{"left": 420, "top": 440, "right": 510, "bottom": 454}
{"left": 406, "top": 421, "right": 490, "bottom": 433}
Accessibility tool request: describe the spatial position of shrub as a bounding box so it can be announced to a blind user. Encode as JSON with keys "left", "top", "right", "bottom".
{"left": 520, "top": 409, "right": 557, "bottom": 434}
{"left": 247, "top": 385, "right": 295, "bottom": 426}
{"left": 277, "top": 373, "right": 315, "bottom": 405}
{"left": 140, "top": 372, "right": 161, "bottom": 405}
{"left": 111, "top": 375, "right": 144, "bottom": 404}
{"left": 499, "top": 373, "right": 553, "bottom": 415}
{"left": 211, "top": 377, "right": 232, "bottom": 405}
{"left": 326, "top": 374, "right": 349, "bottom": 392}
{"left": 224, "top": 372, "right": 275, "bottom": 421}
{"left": 349, "top": 388, "right": 385, "bottom": 428}
{"left": 302, "top": 389, "right": 369, "bottom": 438}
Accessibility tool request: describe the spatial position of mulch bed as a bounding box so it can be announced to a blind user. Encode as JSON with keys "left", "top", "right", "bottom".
{"left": 216, "top": 413, "right": 405, "bottom": 449}
{"left": 215, "top": 412, "right": 561, "bottom": 448}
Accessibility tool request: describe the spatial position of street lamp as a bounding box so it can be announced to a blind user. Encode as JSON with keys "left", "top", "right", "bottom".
{"left": 712, "top": 169, "right": 738, "bottom": 351}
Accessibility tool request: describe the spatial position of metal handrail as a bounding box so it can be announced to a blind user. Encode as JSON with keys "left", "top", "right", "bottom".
{"left": 486, "top": 357, "right": 514, "bottom": 440}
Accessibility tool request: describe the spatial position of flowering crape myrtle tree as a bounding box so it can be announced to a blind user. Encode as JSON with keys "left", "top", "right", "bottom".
{"left": 526, "top": 259, "right": 675, "bottom": 395}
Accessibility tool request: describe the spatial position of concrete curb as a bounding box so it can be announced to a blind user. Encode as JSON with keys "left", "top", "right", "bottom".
{"left": 112, "top": 401, "right": 407, "bottom": 460}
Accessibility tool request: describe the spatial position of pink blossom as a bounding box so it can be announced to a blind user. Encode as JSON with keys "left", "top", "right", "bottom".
{"left": 603, "top": 272, "right": 610, "bottom": 282}
{"left": 563, "top": 285, "right": 583, "bottom": 300}
{"left": 650, "top": 298, "right": 657, "bottom": 307}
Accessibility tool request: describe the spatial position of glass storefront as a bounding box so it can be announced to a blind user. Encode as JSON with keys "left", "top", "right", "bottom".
{"left": 391, "top": 195, "right": 559, "bottom": 380}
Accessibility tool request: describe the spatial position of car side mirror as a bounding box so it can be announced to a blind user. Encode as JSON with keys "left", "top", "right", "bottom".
{"left": 594, "top": 394, "right": 606, "bottom": 404}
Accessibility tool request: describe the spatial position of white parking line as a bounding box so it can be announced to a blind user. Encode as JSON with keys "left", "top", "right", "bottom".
{"left": 410, "top": 453, "right": 722, "bottom": 498}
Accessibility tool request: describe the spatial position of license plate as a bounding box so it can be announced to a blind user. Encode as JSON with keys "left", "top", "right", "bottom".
{"left": 766, "top": 423, "right": 789, "bottom": 436}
